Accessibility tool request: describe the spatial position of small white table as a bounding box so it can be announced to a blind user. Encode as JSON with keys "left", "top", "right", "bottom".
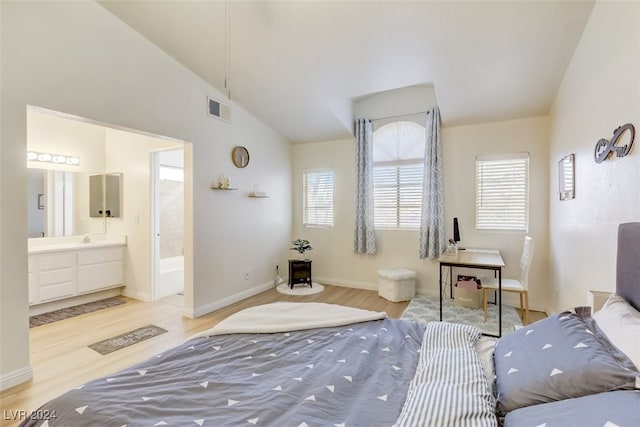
{"left": 437, "top": 248, "right": 505, "bottom": 337}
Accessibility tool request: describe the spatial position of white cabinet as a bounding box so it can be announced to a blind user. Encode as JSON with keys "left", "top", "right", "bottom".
{"left": 37, "top": 252, "right": 75, "bottom": 302}
{"left": 28, "top": 245, "right": 124, "bottom": 305}
{"left": 77, "top": 247, "right": 124, "bottom": 293}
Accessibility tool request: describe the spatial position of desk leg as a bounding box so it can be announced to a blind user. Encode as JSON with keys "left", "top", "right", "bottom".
{"left": 498, "top": 267, "right": 502, "bottom": 337}
{"left": 439, "top": 263, "right": 443, "bottom": 321}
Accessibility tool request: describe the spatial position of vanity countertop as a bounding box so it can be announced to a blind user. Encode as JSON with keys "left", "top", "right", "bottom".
{"left": 28, "top": 239, "right": 126, "bottom": 255}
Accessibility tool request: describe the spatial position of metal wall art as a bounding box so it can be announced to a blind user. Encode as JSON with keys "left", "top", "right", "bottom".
{"left": 594, "top": 123, "right": 635, "bottom": 163}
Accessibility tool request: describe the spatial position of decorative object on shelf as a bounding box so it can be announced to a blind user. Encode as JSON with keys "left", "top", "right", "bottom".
{"left": 214, "top": 174, "right": 233, "bottom": 189}
{"left": 290, "top": 239, "right": 313, "bottom": 256}
{"left": 249, "top": 184, "right": 268, "bottom": 198}
{"left": 594, "top": 123, "right": 635, "bottom": 163}
{"left": 231, "top": 146, "right": 250, "bottom": 168}
{"left": 558, "top": 153, "right": 575, "bottom": 200}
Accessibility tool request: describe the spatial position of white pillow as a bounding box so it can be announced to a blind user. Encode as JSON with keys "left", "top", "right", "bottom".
{"left": 475, "top": 336, "right": 497, "bottom": 382}
{"left": 592, "top": 294, "right": 640, "bottom": 370}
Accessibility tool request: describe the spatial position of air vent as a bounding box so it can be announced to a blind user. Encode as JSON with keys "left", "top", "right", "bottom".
{"left": 207, "top": 96, "right": 231, "bottom": 122}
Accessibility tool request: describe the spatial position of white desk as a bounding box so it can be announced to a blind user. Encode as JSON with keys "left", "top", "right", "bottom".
{"left": 438, "top": 248, "right": 505, "bottom": 337}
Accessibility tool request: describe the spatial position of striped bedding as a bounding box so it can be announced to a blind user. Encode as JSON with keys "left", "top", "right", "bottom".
{"left": 395, "top": 322, "right": 498, "bottom": 427}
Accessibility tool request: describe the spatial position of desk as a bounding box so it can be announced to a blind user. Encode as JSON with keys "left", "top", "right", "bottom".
{"left": 437, "top": 249, "right": 505, "bottom": 337}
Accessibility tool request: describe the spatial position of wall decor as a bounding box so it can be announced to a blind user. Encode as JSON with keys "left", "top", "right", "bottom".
{"left": 594, "top": 123, "right": 635, "bottom": 163}
{"left": 231, "top": 146, "right": 250, "bottom": 168}
{"left": 558, "top": 154, "right": 575, "bottom": 201}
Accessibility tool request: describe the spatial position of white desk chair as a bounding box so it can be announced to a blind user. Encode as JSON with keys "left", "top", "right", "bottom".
{"left": 482, "top": 235, "right": 534, "bottom": 324}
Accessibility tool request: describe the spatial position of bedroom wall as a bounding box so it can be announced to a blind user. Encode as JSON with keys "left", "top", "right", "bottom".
{"left": 0, "top": 1, "right": 292, "bottom": 390}
{"left": 548, "top": 0, "right": 640, "bottom": 313}
{"left": 292, "top": 116, "right": 551, "bottom": 311}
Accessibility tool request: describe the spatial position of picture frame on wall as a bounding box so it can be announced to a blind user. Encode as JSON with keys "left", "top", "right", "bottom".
{"left": 558, "top": 153, "right": 575, "bottom": 200}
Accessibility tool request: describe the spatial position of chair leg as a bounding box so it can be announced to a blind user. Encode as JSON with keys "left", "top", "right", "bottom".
{"left": 519, "top": 292, "right": 524, "bottom": 321}
{"left": 523, "top": 291, "right": 529, "bottom": 324}
{"left": 483, "top": 288, "right": 488, "bottom": 322}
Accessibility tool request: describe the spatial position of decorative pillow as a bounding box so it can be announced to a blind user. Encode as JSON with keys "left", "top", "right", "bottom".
{"left": 493, "top": 312, "right": 640, "bottom": 415}
{"left": 593, "top": 294, "right": 640, "bottom": 370}
{"left": 504, "top": 390, "right": 640, "bottom": 427}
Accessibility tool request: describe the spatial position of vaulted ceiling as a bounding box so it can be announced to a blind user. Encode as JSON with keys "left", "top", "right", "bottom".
{"left": 98, "top": 1, "right": 595, "bottom": 143}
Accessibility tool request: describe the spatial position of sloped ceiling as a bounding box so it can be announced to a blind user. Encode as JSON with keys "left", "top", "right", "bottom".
{"left": 98, "top": 1, "right": 594, "bottom": 143}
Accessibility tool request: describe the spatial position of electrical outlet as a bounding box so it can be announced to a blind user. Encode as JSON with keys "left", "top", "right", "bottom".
{"left": 244, "top": 269, "right": 251, "bottom": 280}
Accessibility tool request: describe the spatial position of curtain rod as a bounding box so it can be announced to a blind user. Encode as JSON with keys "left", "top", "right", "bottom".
{"left": 370, "top": 110, "right": 429, "bottom": 122}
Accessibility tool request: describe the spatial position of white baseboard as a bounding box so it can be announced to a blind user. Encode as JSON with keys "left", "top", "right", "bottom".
{"left": 315, "top": 276, "right": 377, "bottom": 291}
{"left": 0, "top": 366, "right": 33, "bottom": 392}
{"left": 190, "top": 281, "right": 274, "bottom": 318}
{"left": 122, "top": 288, "right": 152, "bottom": 303}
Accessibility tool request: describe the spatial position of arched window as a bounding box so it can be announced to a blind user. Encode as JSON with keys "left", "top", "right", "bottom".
{"left": 373, "top": 121, "right": 425, "bottom": 230}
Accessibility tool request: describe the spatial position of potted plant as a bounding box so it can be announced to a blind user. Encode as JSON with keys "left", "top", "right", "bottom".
{"left": 290, "top": 239, "right": 312, "bottom": 259}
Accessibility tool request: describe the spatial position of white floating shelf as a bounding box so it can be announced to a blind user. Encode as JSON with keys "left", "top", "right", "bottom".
{"left": 211, "top": 186, "right": 238, "bottom": 191}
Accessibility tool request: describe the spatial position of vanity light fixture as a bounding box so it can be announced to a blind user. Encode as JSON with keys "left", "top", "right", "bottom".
{"left": 27, "top": 151, "right": 80, "bottom": 166}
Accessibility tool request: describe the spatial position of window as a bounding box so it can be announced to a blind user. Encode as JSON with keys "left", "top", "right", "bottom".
{"left": 476, "top": 153, "right": 529, "bottom": 231}
{"left": 303, "top": 169, "right": 334, "bottom": 228}
{"left": 373, "top": 121, "right": 425, "bottom": 230}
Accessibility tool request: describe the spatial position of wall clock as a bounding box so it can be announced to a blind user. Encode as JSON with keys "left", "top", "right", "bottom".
{"left": 231, "top": 146, "right": 250, "bottom": 168}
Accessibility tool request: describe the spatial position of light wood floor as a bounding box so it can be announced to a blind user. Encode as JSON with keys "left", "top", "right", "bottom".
{"left": 0, "top": 285, "right": 544, "bottom": 426}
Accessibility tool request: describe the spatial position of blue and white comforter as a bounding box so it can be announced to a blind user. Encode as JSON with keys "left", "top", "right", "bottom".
{"left": 20, "top": 303, "right": 497, "bottom": 427}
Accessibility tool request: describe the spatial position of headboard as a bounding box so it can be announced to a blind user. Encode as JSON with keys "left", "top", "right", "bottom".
{"left": 617, "top": 222, "right": 640, "bottom": 311}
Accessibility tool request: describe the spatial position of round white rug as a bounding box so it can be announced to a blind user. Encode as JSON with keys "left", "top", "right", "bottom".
{"left": 276, "top": 282, "right": 324, "bottom": 296}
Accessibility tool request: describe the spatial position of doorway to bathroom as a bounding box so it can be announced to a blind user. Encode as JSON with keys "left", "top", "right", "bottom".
{"left": 152, "top": 148, "right": 185, "bottom": 306}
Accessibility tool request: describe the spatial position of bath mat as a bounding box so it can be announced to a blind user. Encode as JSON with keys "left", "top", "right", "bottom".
{"left": 89, "top": 325, "right": 168, "bottom": 355}
{"left": 30, "top": 297, "right": 126, "bottom": 328}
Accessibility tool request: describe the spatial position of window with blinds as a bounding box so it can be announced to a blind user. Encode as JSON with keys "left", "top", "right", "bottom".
{"left": 373, "top": 121, "right": 425, "bottom": 230}
{"left": 373, "top": 161, "right": 423, "bottom": 229}
{"left": 476, "top": 153, "right": 529, "bottom": 231}
{"left": 303, "top": 169, "right": 334, "bottom": 228}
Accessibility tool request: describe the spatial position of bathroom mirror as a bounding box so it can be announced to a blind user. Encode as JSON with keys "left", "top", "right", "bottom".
{"left": 27, "top": 168, "right": 107, "bottom": 238}
{"left": 90, "top": 172, "right": 122, "bottom": 218}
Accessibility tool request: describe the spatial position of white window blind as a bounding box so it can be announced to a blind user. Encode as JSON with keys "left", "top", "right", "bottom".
{"left": 476, "top": 153, "right": 529, "bottom": 231}
{"left": 373, "top": 161, "right": 423, "bottom": 229}
{"left": 303, "top": 169, "right": 334, "bottom": 228}
{"left": 373, "top": 121, "right": 426, "bottom": 230}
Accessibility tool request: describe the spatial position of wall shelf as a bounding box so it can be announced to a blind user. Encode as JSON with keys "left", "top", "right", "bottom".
{"left": 249, "top": 193, "right": 269, "bottom": 198}
{"left": 211, "top": 186, "right": 238, "bottom": 191}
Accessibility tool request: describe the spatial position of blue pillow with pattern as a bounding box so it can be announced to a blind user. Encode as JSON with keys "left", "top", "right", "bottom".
{"left": 504, "top": 390, "right": 640, "bottom": 427}
{"left": 494, "top": 312, "right": 640, "bottom": 415}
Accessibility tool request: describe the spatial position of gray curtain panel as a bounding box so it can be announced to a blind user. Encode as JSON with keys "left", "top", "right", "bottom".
{"left": 419, "top": 106, "right": 445, "bottom": 259}
{"left": 354, "top": 118, "right": 377, "bottom": 254}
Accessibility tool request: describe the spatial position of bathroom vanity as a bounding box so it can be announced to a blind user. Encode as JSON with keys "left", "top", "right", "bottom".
{"left": 28, "top": 238, "right": 126, "bottom": 307}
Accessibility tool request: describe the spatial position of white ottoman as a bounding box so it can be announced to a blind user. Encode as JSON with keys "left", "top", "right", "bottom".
{"left": 378, "top": 268, "right": 416, "bottom": 302}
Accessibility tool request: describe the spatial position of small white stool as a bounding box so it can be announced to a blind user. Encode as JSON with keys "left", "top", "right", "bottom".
{"left": 378, "top": 268, "right": 416, "bottom": 302}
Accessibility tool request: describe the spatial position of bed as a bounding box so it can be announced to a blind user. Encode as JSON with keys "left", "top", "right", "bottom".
{"left": 21, "top": 223, "right": 640, "bottom": 426}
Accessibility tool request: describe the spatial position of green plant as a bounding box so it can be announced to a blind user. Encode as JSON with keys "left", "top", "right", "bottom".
{"left": 290, "top": 239, "right": 313, "bottom": 254}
